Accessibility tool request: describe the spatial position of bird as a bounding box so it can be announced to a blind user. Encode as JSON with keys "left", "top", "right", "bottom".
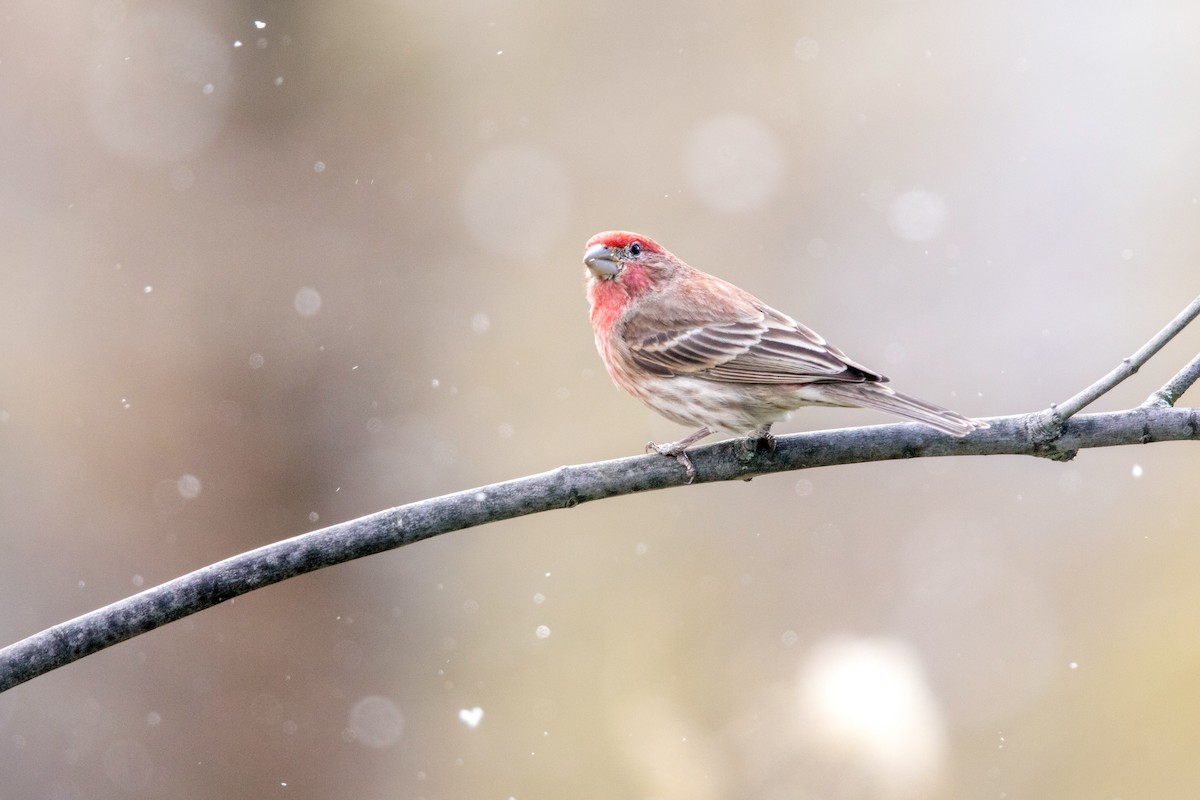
{"left": 582, "top": 230, "right": 987, "bottom": 479}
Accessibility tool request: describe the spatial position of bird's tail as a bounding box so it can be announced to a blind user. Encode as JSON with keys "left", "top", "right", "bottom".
{"left": 816, "top": 382, "right": 987, "bottom": 437}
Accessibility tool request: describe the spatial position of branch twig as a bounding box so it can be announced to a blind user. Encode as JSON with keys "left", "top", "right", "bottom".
{"left": 1143, "top": 351, "right": 1200, "bottom": 408}
{"left": 1, "top": 405, "right": 1198, "bottom": 694}
{"left": 1040, "top": 294, "right": 1200, "bottom": 429}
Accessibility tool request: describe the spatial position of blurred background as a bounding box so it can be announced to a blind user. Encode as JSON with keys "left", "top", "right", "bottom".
{"left": 2, "top": 0, "right": 1200, "bottom": 797}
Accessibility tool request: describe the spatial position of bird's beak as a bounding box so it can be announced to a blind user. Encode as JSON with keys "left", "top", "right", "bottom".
{"left": 584, "top": 244, "right": 622, "bottom": 279}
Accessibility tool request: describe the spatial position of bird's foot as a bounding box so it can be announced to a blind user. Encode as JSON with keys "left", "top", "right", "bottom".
{"left": 646, "top": 441, "right": 697, "bottom": 482}
{"left": 645, "top": 427, "right": 713, "bottom": 483}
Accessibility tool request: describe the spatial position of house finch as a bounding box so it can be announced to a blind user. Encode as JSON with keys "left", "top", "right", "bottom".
{"left": 583, "top": 230, "right": 987, "bottom": 478}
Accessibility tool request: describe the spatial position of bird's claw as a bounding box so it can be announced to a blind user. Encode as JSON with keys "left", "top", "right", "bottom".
{"left": 646, "top": 441, "right": 697, "bottom": 482}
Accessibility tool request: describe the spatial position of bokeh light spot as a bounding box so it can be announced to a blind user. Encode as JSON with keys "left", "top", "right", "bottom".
{"left": 798, "top": 636, "right": 945, "bottom": 793}
{"left": 461, "top": 146, "right": 571, "bottom": 256}
{"left": 85, "top": 8, "right": 231, "bottom": 166}
{"left": 347, "top": 695, "right": 405, "bottom": 748}
{"left": 685, "top": 114, "right": 785, "bottom": 213}
{"left": 294, "top": 287, "right": 322, "bottom": 317}
{"left": 888, "top": 189, "right": 948, "bottom": 242}
{"left": 176, "top": 473, "right": 202, "bottom": 499}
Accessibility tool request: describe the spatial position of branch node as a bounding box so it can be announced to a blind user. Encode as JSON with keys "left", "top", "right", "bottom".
{"left": 1140, "top": 391, "right": 1171, "bottom": 409}
{"left": 1030, "top": 408, "right": 1064, "bottom": 443}
{"left": 1028, "top": 409, "right": 1076, "bottom": 460}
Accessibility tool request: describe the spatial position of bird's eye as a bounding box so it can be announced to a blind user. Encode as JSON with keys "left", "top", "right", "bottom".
{"left": 629, "top": 242, "right": 642, "bottom": 256}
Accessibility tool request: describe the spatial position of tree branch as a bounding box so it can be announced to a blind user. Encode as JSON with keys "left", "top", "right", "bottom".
{"left": 4, "top": 293, "right": 1200, "bottom": 694}
{"left": 1143, "top": 351, "right": 1200, "bottom": 408}
{"left": 1, "top": 404, "right": 1198, "bottom": 694}
{"left": 1039, "top": 294, "right": 1200, "bottom": 430}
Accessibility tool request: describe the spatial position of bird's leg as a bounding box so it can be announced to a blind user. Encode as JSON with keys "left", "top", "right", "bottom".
{"left": 755, "top": 425, "right": 776, "bottom": 452}
{"left": 646, "top": 427, "right": 713, "bottom": 481}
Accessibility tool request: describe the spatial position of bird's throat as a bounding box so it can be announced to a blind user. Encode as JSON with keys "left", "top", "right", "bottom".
{"left": 587, "top": 278, "right": 630, "bottom": 335}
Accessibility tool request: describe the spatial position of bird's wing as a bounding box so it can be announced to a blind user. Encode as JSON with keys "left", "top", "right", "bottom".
{"left": 625, "top": 305, "right": 885, "bottom": 385}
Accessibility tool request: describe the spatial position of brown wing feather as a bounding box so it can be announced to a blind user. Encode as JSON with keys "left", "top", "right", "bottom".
{"left": 626, "top": 302, "right": 886, "bottom": 385}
